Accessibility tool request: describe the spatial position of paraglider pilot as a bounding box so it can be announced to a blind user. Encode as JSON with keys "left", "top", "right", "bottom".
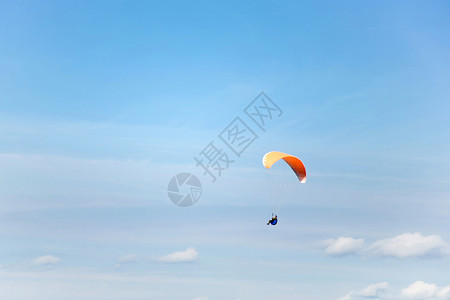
{"left": 267, "top": 214, "right": 278, "bottom": 225}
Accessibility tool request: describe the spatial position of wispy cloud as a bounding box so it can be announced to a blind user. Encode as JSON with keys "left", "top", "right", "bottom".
{"left": 338, "top": 282, "right": 389, "bottom": 300}
{"left": 324, "top": 233, "right": 450, "bottom": 258}
{"left": 0, "top": 267, "right": 313, "bottom": 299}
{"left": 324, "top": 237, "right": 365, "bottom": 256}
{"left": 158, "top": 247, "right": 198, "bottom": 263}
{"left": 31, "top": 255, "right": 61, "bottom": 266}
{"left": 339, "top": 281, "right": 450, "bottom": 300}
{"left": 359, "top": 282, "right": 390, "bottom": 298}
{"left": 0, "top": 152, "right": 190, "bottom": 212}
{"left": 369, "top": 233, "right": 450, "bottom": 258}
{"left": 118, "top": 254, "right": 138, "bottom": 264}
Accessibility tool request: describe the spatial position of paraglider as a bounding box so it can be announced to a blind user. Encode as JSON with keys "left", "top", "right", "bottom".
{"left": 267, "top": 214, "right": 278, "bottom": 225}
{"left": 262, "top": 151, "right": 307, "bottom": 225}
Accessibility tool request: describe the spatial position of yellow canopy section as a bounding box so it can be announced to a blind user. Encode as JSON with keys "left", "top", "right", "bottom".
{"left": 262, "top": 151, "right": 307, "bottom": 183}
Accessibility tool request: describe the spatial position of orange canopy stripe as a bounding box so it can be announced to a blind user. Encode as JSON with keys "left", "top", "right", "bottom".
{"left": 262, "top": 151, "right": 307, "bottom": 183}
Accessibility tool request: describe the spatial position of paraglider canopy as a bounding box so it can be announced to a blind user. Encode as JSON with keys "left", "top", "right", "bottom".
{"left": 262, "top": 151, "right": 307, "bottom": 183}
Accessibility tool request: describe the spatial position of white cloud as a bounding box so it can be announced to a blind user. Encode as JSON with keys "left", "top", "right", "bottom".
{"left": 338, "top": 282, "right": 389, "bottom": 300}
{"left": 158, "top": 247, "right": 198, "bottom": 263}
{"left": 324, "top": 237, "right": 365, "bottom": 255}
{"left": 31, "top": 255, "right": 61, "bottom": 266}
{"left": 339, "top": 281, "right": 450, "bottom": 300}
{"left": 369, "top": 233, "right": 449, "bottom": 258}
{"left": 325, "top": 233, "right": 450, "bottom": 258}
{"left": 438, "top": 286, "right": 450, "bottom": 299}
{"left": 192, "top": 297, "right": 208, "bottom": 300}
{"left": 359, "top": 282, "right": 389, "bottom": 297}
{"left": 401, "top": 281, "right": 450, "bottom": 299}
{"left": 401, "top": 281, "right": 438, "bottom": 299}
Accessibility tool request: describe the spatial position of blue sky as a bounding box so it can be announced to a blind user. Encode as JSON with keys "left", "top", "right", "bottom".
{"left": 1, "top": 1, "right": 450, "bottom": 299}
